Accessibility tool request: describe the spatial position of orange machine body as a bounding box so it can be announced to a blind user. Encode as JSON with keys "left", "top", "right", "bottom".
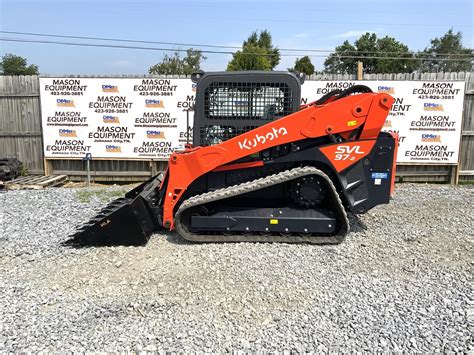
{"left": 161, "top": 92, "right": 394, "bottom": 228}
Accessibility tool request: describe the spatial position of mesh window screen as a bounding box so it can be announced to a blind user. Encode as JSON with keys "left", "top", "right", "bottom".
{"left": 204, "top": 82, "right": 293, "bottom": 120}
{"left": 200, "top": 125, "right": 258, "bottom": 146}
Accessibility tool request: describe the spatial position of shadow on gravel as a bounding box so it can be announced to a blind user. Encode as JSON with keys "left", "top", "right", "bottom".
{"left": 62, "top": 215, "right": 368, "bottom": 248}
{"left": 165, "top": 232, "right": 193, "bottom": 245}
{"left": 347, "top": 213, "right": 368, "bottom": 233}
{"left": 164, "top": 220, "right": 368, "bottom": 245}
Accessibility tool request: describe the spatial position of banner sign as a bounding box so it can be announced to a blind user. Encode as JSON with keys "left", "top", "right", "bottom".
{"left": 302, "top": 81, "right": 465, "bottom": 164}
{"left": 40, "top": 78, "right": 465, "bottom": 164}
{"left": 40, "top": 78, "right": 194, "bottom": 159}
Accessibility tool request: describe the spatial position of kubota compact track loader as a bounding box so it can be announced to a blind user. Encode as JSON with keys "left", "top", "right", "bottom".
{"left": 65, "top": 71, "right": 397, "bottom": 247}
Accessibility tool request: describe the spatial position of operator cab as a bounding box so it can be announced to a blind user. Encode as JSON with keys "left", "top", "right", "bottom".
{"left": 192, "top": 71, "right": 304, "bottom": 147}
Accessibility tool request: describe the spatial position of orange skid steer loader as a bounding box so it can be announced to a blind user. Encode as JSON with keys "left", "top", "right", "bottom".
{"left": 65, "top": 71, "right": 396, "bottom": 246}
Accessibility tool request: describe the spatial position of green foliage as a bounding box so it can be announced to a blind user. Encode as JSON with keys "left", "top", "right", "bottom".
{"left": 149, "top": 48, "right": 206, "bottom": 75}
{"left": 19, "top": 165, "right": 28, "bottom": 176}
{"left": 227, "top": 44, "right": 273, "bottom": 71}
{"left": 288, "top": 56, "right": 315, "bottom": 75}
{"left": 376, "top": 36, "right": 419, "bottom": 73}
{"left": 417, "top": 29, "right": 473, "bottom": 72}
{"left": 0, "top": 53, "right": 39, "bottom": 75}
{"left": 324, "top": 33, "right": 418, "bottom": 74}
{"left": 324, "top": 39, "right": 358, "bottom": 74}
{"left": 227, "top": 30, "right": 280, "bottom": 71}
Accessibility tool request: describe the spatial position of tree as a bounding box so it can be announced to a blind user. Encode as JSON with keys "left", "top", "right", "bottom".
{"left": 376, "top": 36, "right": 420, "bottom": 73}
{"left": 417, "top": 29, "right": 473, "bottom": 72}
{"left": 227, "top": 30, "right": 280, "bottom": 71}
{"left": 288, "top": 56, "right": 315, "bottom": 75}
{"left": 324, "top": 33, "right": 418, "bottom": 74}
{"left": 324, "top": 40, "right": 358, "bottom": 74}
{"left": 149, "top": 48, "right": 206, "bottom": 75}
{"left": 0, "top": 53, "right": 39, "bottom": 75}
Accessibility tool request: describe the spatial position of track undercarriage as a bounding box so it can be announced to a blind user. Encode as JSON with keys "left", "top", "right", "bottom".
{"left": 175, "top": 166, "right": 348, "bottom": 244}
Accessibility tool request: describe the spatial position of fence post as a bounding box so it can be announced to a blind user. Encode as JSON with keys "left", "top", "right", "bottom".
{"left": 150, "top": 160, "right": 157, "bottom": 176}
{"left": 450, "top": 165, "right": 458, "bottom": 185}
{"left": 357, "top": 62, "right": 363, "bottom": 80}
{"left": 43, "top": 158, "right": 53, "bottom": 176}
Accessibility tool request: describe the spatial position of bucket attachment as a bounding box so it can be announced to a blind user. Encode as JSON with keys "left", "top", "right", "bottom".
{"left": 63, "top": 174, "right": 163, "bottom": 247}
{"left": 63, "top": 196, "right": 156, "bottom": 247}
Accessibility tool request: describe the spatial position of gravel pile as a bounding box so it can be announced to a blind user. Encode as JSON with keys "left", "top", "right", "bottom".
{"left": 0, "top": 184, "right": 472, "bottom": 352}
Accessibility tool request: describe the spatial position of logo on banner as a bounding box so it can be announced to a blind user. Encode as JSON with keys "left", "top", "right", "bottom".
{"left": 145, "top": 99, "right": 164, "bottom": 108}
{"left": 44, "top": 79, "right": 88, "bottom": 93}
{"left": 59, "top": 129, "right": 77, "bottom": 137}
{"left": 135, "top": 112, "right": 177, "bottom": 125}
{"left": 314, "top": 82, "right": 355, "bottom": 96}
{"left": 103, "top": 115, "right": 120, "bottom": 123}
{"left": 106, "top": 145, "right": 122, "bottom": 153}
{"left": 45, "top": 139, "right": 91, "bottom": 155}
{"left": 421, "top": 134, "right": 441, "bottom": 142}
{"left": 146, "top": 130, "right": 166, "bottom": 139}
{"left": 102, "top": 84, "right": 119, "bottom": 93}
{"left": 177, "top": 95, "right": 195, "bottom": 109}
{"left": 133, "top": 79, "right": 178, "bottom": 95}
{"left": 424, "top": 103, "right": 444, "bottom": 111}
{"left": 383, "top": 119, "right": 392, "bottom": 128}
{"left": 410, "top": 115, "right": 455, "bottom": 130}
{"left": 405, "top": 145, "right": 455, "bottom": 161}
{"left": 133, "top": 141, "right": 174, "bottom": 156}
{"left": 56, "top": 99, "right": 75, "bottom": 107}
{"left": 413, "top": 82, "right": 461, "bottom": 96}
{"left": 378, "top": 86, "right": 395, "bottom": 94}
{"left": 391, "top": 98, "right": 411, "bottom": 115}
{"left": 192, "top": 83, "right": 197, "bottom": 92}
{"left": 179, "top": 129, "right": 193, "bottom": 142}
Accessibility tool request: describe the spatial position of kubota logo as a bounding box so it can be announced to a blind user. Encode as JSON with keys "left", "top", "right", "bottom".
{"left": 334, "top": 145, "right": 366, "bottom": 161}
{"left": 238, "top": 127, "right": 288, "bottom": 150}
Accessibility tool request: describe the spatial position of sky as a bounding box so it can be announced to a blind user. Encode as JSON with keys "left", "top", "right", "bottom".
{"left": 0, "top": 0, "right": 472, "bottom": 75}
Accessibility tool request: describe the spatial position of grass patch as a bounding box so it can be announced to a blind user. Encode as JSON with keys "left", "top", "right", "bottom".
{"left": 75, "top": 188, "right": 127, "bottom": 203}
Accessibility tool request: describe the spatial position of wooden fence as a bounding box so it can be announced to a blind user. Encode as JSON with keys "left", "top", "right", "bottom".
{"left": 1, "top": 72, "right": 472, "bottom": 183}
{"left": 0, "top": 76, "right": 43, "bottom": 174}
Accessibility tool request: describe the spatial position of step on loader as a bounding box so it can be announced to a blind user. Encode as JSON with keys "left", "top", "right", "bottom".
{"left": 64, "top": 71, "right": 397, "bottom": 246}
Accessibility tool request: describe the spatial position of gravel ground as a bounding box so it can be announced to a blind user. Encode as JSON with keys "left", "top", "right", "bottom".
{"left": 0, "top": 184, "right": 472, "bottom": 352}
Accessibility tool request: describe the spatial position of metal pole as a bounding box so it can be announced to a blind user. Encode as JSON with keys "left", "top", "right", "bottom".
{"left": 186, "top": 109, "right": 190, "bottom": 145}
{"left": 86, "top": 159, "right": 91, "bottom": 187}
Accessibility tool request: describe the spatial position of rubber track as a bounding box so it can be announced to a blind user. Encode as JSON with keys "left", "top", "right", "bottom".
{"left": 175, "top": 166, "right": 349, "bottom": 244}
